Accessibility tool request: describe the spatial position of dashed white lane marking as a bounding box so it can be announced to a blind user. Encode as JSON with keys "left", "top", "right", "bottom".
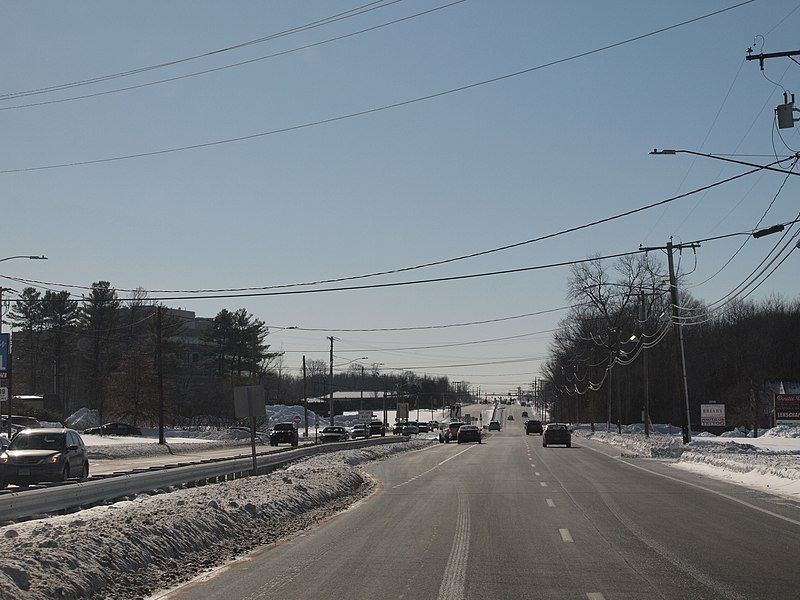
{"left": 437, "top": 487, "right": 470, "bottom": 600}
{"left": 546, "top": 499, "right": 556, "bottom": 507}
{"left": 559, "top": 528, "right": 574, "bottom": 543}
{"left": 392, "top": 445, "right": 476, "bottom": 489}
{"left": 586, "top": 594, "right": 605, "bottom": 600}
{"left": 540, "top": 481, "right": 547, "bottom": 487}
{"left": 535, "top": 472, "right": 541, "bottom": 476}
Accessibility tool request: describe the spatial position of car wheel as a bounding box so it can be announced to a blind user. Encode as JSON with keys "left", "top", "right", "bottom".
{"left": 445, "top": 438, "right": 449, "bottom": 444}
{"left": 61, "top": 464, "right": 70, "bottom": 482}
{"left": 542, "top": 442, "right": 547, "bottom": 447}
{"left": 540, "top": 432, "right": 543, "bottom": 436}
{"left": 567, "top": 442, "right": 571, "bottom": 448}
{"left": 478, "top": 440, "right": 482, "bottom": 444}
{"left": 0, "top": 480, "right": 7, "bottom": 489}
{"left": 82, "top": 462, "right": 90, "bottom": 480}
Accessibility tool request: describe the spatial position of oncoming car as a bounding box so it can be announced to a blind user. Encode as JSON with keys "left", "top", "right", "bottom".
{"left": 543, "top": 423, "right": 572, "bottom": 448}
{"left": 487, "top": 421, "right": 501, "bottom": 431}
{"left": 269, "top": 423, "right": 299, "bottom": 447}
{"left": 319, "top": 426, "right": 349, "bottom": 443}
{"left": 0, "top": 428, "right": 89, "bottom": 487}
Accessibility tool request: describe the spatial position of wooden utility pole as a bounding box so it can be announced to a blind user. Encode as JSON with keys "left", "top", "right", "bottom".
{"left": 328, "top": 336, "right": 335, "bottom": 426}
{"left": 156, "top": 306, "right": 165, "bottom": 445}
{"left": 640, "top": 289, "right": 651, "bottom": 438}
{"left": 303, "top": 355, "right": 308, "bottom": 438}
{"left": 666, "top": 240, "right": 693, "bottom": 444}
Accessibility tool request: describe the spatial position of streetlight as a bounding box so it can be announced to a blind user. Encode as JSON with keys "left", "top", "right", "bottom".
{"left": 0, "top": 255, "right": 47, "bottom": 437}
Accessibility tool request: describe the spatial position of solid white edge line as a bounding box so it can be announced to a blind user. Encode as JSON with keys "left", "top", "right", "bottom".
{"left": 586, "top": 593, "right": 606, "bottom": 600}
{"left": 581, "top": 442, "right": 800, "bottom": 527}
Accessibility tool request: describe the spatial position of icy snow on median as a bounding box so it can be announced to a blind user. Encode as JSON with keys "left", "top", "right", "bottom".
{"left": 0, "top": 438, "right": 433, "bottom": 600}
{"left": 574, "top": 424, "right": 800, "bottom": 499}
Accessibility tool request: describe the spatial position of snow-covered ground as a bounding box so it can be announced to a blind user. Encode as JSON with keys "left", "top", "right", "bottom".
{"left": 0, "top": 438, "right": 433, "bottom": 600}
{"left": 574, "top": 423, "right": 800, "bottom": 499}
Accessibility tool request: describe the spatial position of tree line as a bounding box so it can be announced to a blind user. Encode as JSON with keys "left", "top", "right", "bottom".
{"left": 542, "top": 256, "right": 800, "bottom": 431}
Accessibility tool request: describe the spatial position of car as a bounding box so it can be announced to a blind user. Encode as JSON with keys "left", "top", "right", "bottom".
{"left": 439, "top": 421, "right": 463, "bottom": 443}
{"left": 525, "top": 420, "right": 543, "bottom": 435}
{"left": 269, "top": 423, "right": 299, "bottom": 447}
{"left": 368, "top": 421, "right": 386, "bottom": 437}
{"left": 319, "top": 426, "right": 349, "bottom": 443}
{"left": 543, "top": 423, "right": 572, "bottom": 448}
{"left": 507, "top": 414, "right": 514, "bottom": 421}
{"left": 0, "top": 415, "right": 41, "bottom": 432}
{"left": 521, "top": 411, "right": 529, "bottom": 418}
{"left": 487, "top": 421, "right": 501, "bottom": 431}
{"left": 456, "top": 424, "right": 482, "bottom": 444}
{"left": 0, "top": 428, "right": 89, "bottom": 487}
{"left": 428, "top": 420, "right": 439, "bottom": 431}
{"left": 401, "top": 422, "right": 419, "bottom": 435}
{"left": 417, "top": 422, "right": 429, "bottom": 433}
{"left": 83, "top": 422, "right": 142, "bottom": 436}
{"left": 351, "top": 423, "right": 372, "bottom": 439}
{"left": 392, "top": 422, "right": 406, "bottom": 435}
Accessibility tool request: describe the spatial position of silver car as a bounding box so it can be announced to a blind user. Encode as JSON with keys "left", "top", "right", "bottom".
{"left": 0, "top": 428, "right": 89, "bottom": 487}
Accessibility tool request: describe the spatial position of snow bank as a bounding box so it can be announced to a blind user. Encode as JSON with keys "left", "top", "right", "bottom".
{"left": 575, "top": 426, "right": 800, "bottom": 499}
{"left": 0, "top": 439, "right": 431, "bottom": 600}
{"left": 64, "top": 408, "right": 99, "bottom": 430}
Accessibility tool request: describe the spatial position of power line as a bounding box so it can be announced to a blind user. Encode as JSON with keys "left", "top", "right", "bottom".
{"left": 1, "top": 161, "right": 777, "bottom": 298}
{"left": 0, "top": 1, "right": 466, "bottom": 112}
{"left": 0, "top": 0, "right": 754, "bottom": 175}
{"left": 0, "top": 0, "right": 403, "bottom": 101}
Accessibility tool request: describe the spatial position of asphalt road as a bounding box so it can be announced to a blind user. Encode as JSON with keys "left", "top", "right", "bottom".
{"left": 163, "top": 404, "right": 800, "bottom": 599}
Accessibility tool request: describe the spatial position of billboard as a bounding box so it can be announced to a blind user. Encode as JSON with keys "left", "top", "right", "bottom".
{"left": 396, "top": 402, "right": 409, "bottom": 420}
{"left": 775, "top": 394, "right": 800, "bottom": 424}
{"left": 700, "top": 403, "right": 726, "bottom": 427}
{"left": 357, "top": 410, "right": 373, "bottom": 423}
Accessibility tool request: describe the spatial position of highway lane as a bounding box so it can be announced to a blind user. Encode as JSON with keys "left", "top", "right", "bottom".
{"left": 162, "top": 404, "right": 800, "bottom": 599}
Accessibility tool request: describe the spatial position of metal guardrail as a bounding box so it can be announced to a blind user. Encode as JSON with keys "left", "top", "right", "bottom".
{"left": 0, "top": 436, "right": 409, "bottom": 522}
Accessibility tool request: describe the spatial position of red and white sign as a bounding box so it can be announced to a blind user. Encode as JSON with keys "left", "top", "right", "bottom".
{"left": 292, "top": 415, "right": 302, "bottom": 425}
{"left": 775, "top": 394, "right": 800, "bottom": 424}
{"left": 700, "top": 403, "right": 726, "bottom": 427}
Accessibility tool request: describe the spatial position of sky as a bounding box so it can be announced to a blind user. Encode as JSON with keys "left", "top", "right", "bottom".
{"left": 2, "top": 0, "right": 799, "bottom": 395}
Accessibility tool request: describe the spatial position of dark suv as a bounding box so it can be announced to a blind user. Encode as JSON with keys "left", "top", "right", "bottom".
{"left": 525, "top": 420, "right": 543, "bottom": 435}
{"left": 543, "top": 423, "right": 571, "bottom": 448}
{"left": 269, "top": 423, "right": 299, "bottom": 447}
{"left": 439, "top": 421, "right": 463, "bottom": 443}
{"left": 0, "top": 428, "right": 89, "bottom": 487}
{"left": 368, "top": 421, "right": 386, "bottom": 437}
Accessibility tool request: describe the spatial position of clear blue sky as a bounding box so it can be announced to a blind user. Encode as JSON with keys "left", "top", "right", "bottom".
{"left": 2, "top": 0, "right": 798, "bottom": 394}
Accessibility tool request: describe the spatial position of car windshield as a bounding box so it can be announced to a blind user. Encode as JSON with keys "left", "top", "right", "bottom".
{"left": 10, "top": 432, "right": 66, "bottom": 451}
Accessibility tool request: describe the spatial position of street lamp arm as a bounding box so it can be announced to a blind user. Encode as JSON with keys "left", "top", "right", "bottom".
{"left": 650, "top": 149, "right": 799, "bottom": 177}
{"left": 0, "top": 255, "right": 47, "bottom": 263}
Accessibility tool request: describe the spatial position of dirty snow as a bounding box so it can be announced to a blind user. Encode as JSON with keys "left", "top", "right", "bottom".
{"left": 574, "top": 423, "right": 800, "bottom": 499}
{"left": 0, "top": 438, "right": 432, "bottom": 600}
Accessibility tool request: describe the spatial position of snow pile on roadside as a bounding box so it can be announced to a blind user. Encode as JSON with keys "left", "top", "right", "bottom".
{"left": 575, "top": 426, "right": 800, "bottom": 497}
{"left": 761, "top": 424, "right": 800, "bottom": 438}
{"left": 64, "top": 407, "right": 100, "bottom": 430}
{"left": 0, "top": 439, "right": 430, "bottom": 600}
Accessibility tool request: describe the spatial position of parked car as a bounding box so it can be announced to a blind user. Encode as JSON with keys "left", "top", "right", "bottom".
{"left": 392, "top": 421, "right": 406, "bottom": 435}
{"left": 525, "top": 420, "right": 544, "bottom": 435}
{"left": 428, "top": 420, "right": 439, "bottom": 431}
{"left": 368, "top": 421, "right": 386, "bottom": 437}
{"left": 0, "top": 428, "right": 89, "bottom": 487}
{"left": 488, "top": 421, "right": 501, "bottom": 431}
{"left": 319, "top": 426, "right": 349, "bottom": 443}
{"left": 269, "top": 423, "right": 299, "bottom": 447}
{"left": 417, "top": 422, "right": 429, "bottom": 433}
{"left": 439, "top": 421, "right": 463, "bottom": 443}
{"left": 457, "top": 424, "right": 482, "bottom": 444}
{"left": 83, "top": 422, "right": 142, "bottom": 436}
{"left": 401, "top": 422, "right": 419, "bottom": 435}
{"left": 543, "top": 423, "right": 572, "bottom": 448}
{"left": 351, "top": 423, "right": 372, "bottom": 439}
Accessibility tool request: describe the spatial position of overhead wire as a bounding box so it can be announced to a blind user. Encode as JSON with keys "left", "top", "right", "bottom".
{"left": 0, "top": 0, "right": 755, "bottom": 175}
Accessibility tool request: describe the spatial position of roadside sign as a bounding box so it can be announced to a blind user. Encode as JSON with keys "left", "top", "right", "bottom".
{"left": 292, "top": 415, "right": 302, "bottom": 426}
{"left": 233, "top": 386, "right": 266, "bottom": 419}
{"left": 357, "top": 410, "right": 373, "bottom": 423}
{"left": 775, "top": 394, "right": 800, "bottom": 424}
{"left": 0, "top": 387, "right": 7, "bottom": 403}
{"left": 700, "top": 403, "right": 725, "bottom": 427}
{"left": 0, "top": 333, "right": 9, "bottom": 373}
{"left": 396, "top": 402, "right": 409, "bottom": 420}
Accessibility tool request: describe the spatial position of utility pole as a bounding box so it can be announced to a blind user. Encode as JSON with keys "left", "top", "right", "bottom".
{"left": 360, "top": 365, "right": 364, "bottom": 411}
{"left": 382, "top": 374, "right": 388, "bottom": 426}
{"left": 745, "top": 48, "right": 800, "bottom": 70}
{"left": 156, "top": 306, "right": 165, "bottom": 445}
{"left": 328, "top": 336, "right": 335, "bottom": 426}
{"left": 607, "top": 355, "right": 613, "bottom": 433}
{"left": 666, "top": 239, "right": 693, "bottom": 444}
{"left": 302, "top": 355, "right": 308, "bottom": 438}
{"left": 640, "top": 289, "right": 651, "bottom": 438}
